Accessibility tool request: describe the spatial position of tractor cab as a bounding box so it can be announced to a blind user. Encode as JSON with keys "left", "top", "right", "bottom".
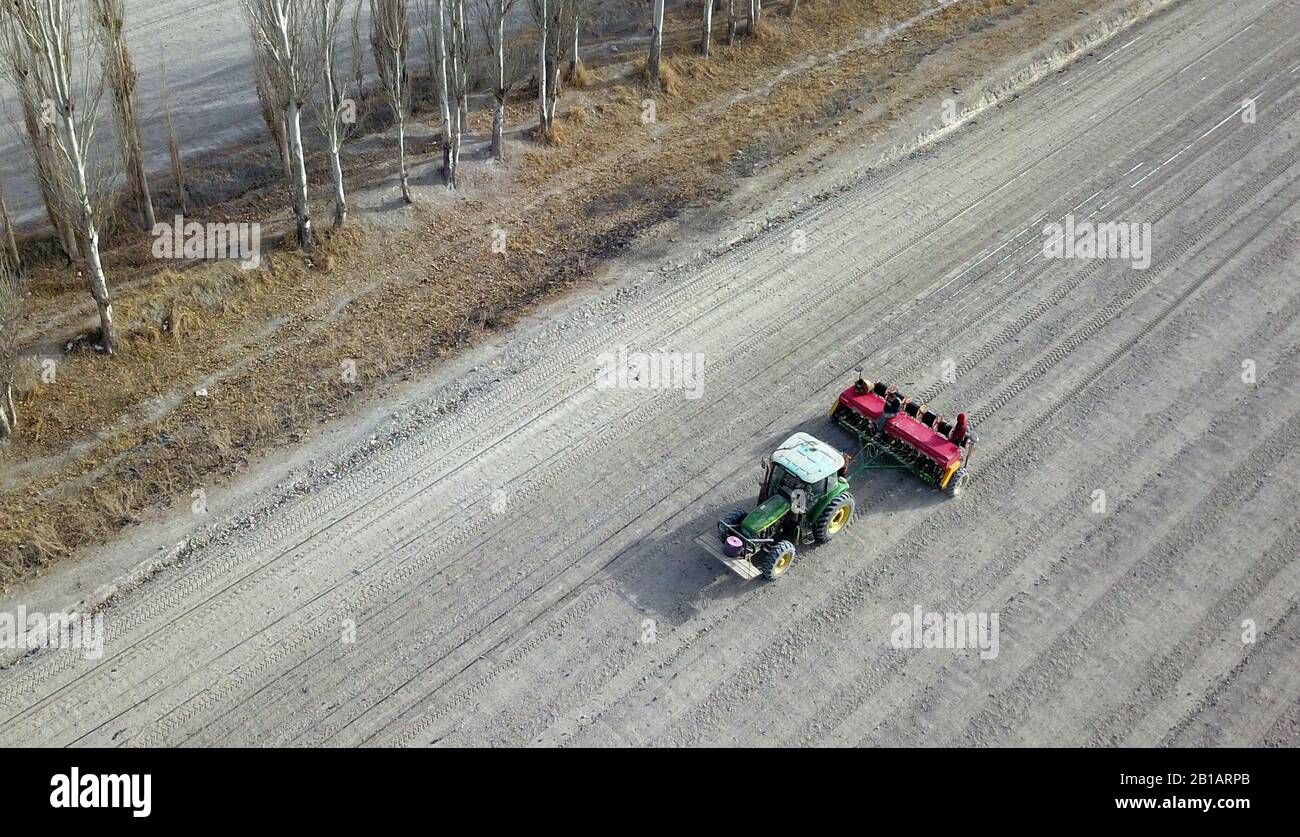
{"left": 760, "top": 432, "right": 846, "bottom": 510}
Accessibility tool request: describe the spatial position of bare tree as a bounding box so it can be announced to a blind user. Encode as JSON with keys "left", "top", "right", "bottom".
{"left": 435, "top": 15, "right": 453, "bottom": 186}
{"left": 700, "top": 0, "right": 713, "bottom": 58}
{"left": 9, "top": 0, "right": 116, "bottom": 351}
{"left": 243, "top": 0, "right": 318, "bottom": 249}
{"left": 89, "top": 0, "right": 154, "bottom": 230}
{"left": 648, "top": 0, "right": 664, "bottom": 82}
{"left": 450, "top": 0, "right": 468, "bottom": 131}
{"left": 530, "top": 0, "right": 548, "bottom": 136}
{"left": 787, "top": 0, "right": 799, "bottom": 17}
{"left": 726, "top": 0, "right": 737, "bottom": 45}
{"left": 253, "top": 43, "right": 293, "bottom": 183}
{"left": 476, "top": 0, "right": 517, "bottom": 161}
{"left": 0, "top": 254, "right": 23, "bottom": 440}
{"left": 160, "top": 52, "right": 188, "bottom": 215}
{"left": 0, "top": 6, "right": 79, "bottom": 263}
{"left": 527, "top": 0, "right": 574, "bottom": 140}
{"left": 423, "top": 0, "right": 470, "bottom": 186}
{"left": 312, "top": 0, "right": 361, "bottom": 227}
{"left": 423, "top": 1, "right": 475, "bottom": 186}
{"left": 372, "top": 0, "right": 413, "bottom": 202}
{"left": 564, "top": 0, "right": 583, "bottom": 81}
{"left": 749, "top": 0, "right": 761, "bottom": 36}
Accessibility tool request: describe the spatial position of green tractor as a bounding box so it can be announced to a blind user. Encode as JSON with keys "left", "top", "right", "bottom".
{"left": 699, "top": 432, "right": 856, "bottom": 580}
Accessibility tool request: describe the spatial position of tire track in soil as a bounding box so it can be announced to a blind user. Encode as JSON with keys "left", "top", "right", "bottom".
{"left": 1102, "top": 522, "right": 1300, "bottom": 746}
{"left": 361, "top": 132, "right": 1284, "bottom": 743}
{"left": 648, "top": 172, "right": 1300, "bottom": 747}
{"left": 854, "top": 221, "right": 1300, "bottom": 746}
{"left": 825, "top": 293, "right": 1300, "bottom": 747}
{"left": 1160, "top": 599, "right": 1300, "bottom": 746}
{"left": 10, "top": 0, "right": 1242, "bottom": 722}
{"left": 0, "top": 0, "right": 1242, "bottom": 714}
{"left": 509, "top": 119, "right": 1300, "bottom": 743}
{"left": 2, "top": 0, "right": 1289, "bottom": 743}
{"left": 158, "top": 46, "right": 1260, "bottom": 746}
{"left": 549, "top": 100, "right": 1300, "bottom": 746}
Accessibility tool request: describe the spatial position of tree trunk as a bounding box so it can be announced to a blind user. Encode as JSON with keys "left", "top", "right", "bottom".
{"left": 330, "top": 144, "right": 347, "bottom": 228}
{"left": 451, "top": 76, "right": 463, "bottom": 175}
{"left": 649, "top": 0, "right": 664, "bottom": 81}
{"left": 453, "top": 0, "right": 468, "bottom": 132}
{"left": 0, "top": 383, "right": 16, "bottom": 441}
{"left": 105, "top": 28, "right": 155, "bottom": 229}
{"left": 166, "top": 110, "right": 187, "bottom": 215}
{"left": 78, "top": 207, "right": 114, "bottom": 353}
{"left": 0, "top": 181, "right": 19, "bottom": 270}
{"left": 54, "top": 84, "right": 113, "bottom": 351}
{"left": 284, "top": 100, "right": 314, "bottom": 248}
{"left": 536, "top": 1, "right": 549, "bottom": 137}
{"left": 726, "top": 0, "right": 737, "bottom": 44}
{"left": 397, "top": 117, "right": 413, "bottom": 201}
{"left": 0, "top": 223, "right": 19, "bottom": 438}
{"left": 59, "top": 219, "right": 81, "bottom": 265}
{"left": 566, "top": 6, "right": 580, "bottom": 79}
{"left": 491, "top": 11, "right": 506, "bottom": 161}
{"left": 321, "top": 29, "right": 348, "bottom": 229}
{"left": 787, "top": 0, "right": 799, "bottom": 17}
{"left": 435, "top": 0, "right": 456, "bottom": 187}
{"left": 700, "top": 0, "right": 713, "bottom": 57}
{"left": 450, "top": 103, "right": 462, "bottom": 175}
{"left": 749, "top": 0, "right": 761, "bottom": 36}
{"left": 41, "top": 122, "right": 80, "bottom": 264}
{"left": 119, "top": 108, "right": 151, "bottom": 227}
{"left": 277, "top": 121, "right": 292, "bottom": 183}
{"left": 128, "top": 119, "right": 157, "bottom": 230}
{"left": 68, "top": 153, "right": 114, "bottom": 350}
{"left": 491, "top": 99, "right": 505, "bottom": 160}
{"left": 545, "top": 52, "right": 560, "bottom": 126}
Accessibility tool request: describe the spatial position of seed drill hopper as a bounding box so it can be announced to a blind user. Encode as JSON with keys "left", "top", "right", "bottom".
{"left": 829, "top": 371, "right": 978, "bottom": 496}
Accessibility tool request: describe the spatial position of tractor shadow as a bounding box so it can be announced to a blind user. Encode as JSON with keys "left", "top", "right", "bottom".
{"left": 609, "top": 418, "right": 955, "bottom": 626}
{"left": 607, "top": 502, "right": 768, "bottom": 627}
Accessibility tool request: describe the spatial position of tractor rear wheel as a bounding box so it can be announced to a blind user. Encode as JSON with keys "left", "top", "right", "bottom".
{"left": 760, "top": 540, "right": 796, "bottom": 580}
{"left": 722, "top": 509, "right": 748, "bottom": 529}
{"left": 814, "top": 492, "right": 856, "bottom": 543}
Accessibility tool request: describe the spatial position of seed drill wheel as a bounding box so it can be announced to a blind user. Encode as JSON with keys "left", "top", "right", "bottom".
{"left": 814, "top": 492, "right": 856, "bottom": 543}
{"left": 946, "top": 467, "right": 970, "bottom": 497}
{"left": 760, "top": 540, "right": 797, "bottom": 580}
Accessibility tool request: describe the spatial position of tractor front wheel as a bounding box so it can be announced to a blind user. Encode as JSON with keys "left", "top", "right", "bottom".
{"left": 814, "top": 492, "right": 856, "bottom": 543}
{"left": 946, "top": 467, "right": 970, "bottom": 497}
{"left": 760, "top": 540, "right": 797, "bottom": 580}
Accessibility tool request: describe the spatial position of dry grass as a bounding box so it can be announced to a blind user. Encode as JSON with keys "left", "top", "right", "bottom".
{"left": 566, "top": 58, "right": 593, "bottom": 89}
{"left": 0, "top": 0, "right": 1092, "bottom": 587}
{"left": 635, "top": 57, "right": 684, "bottom": 97}
{"left": 540, "top": 120, "right": 570, "bottom": 146}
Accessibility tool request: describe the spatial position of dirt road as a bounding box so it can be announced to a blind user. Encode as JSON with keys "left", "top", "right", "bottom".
{"left": 3, "top": 0, "right": 1298, "bottom": 747}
